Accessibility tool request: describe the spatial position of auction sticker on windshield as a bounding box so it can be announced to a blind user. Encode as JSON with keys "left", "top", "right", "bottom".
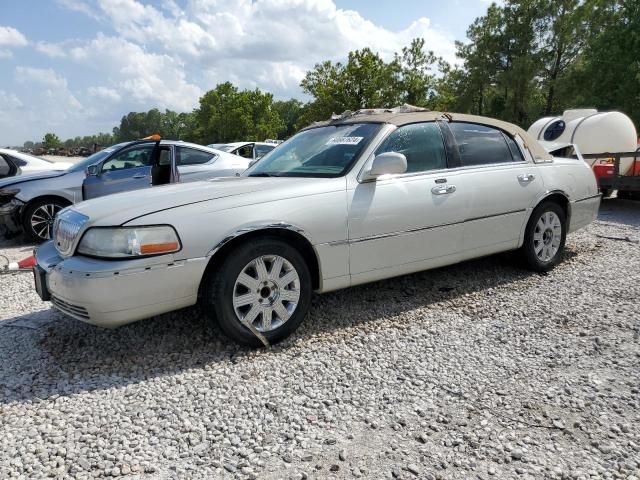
{"left": 326, "top": 136, "right": 364, "bottom": 145}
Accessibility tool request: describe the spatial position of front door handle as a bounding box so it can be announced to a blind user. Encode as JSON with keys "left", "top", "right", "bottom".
{"left": 518, "top": 173, "right": 535, "bottom": 183}
{"left": 132, "top": 174, "right": 146, "bottom": 179}
{"left": 431, "top": 184, "right": 456, "bottom": 195}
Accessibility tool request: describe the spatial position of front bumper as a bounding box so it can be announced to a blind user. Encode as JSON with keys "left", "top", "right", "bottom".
{"left": 35, "top": 240, "right": 209, "bottom": 328}
{"left": 0, "top": 198, "right": 24, "bottom": 235}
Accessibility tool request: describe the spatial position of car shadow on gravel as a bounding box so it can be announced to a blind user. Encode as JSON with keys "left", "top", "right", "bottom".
{"left": 598, "top": 197, "right": 640, "bottom": 227}
{"left": 1, "top": 247, "right": 578, "bottom": 405}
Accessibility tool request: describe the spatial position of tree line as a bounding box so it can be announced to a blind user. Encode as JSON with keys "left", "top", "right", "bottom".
{"left": 30, "top": 0, "right": 638, "bottom": 151}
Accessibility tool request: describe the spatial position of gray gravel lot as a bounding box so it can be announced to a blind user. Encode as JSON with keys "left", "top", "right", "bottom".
{"left": 0, "top": 199, "right": 639, "bottom": 479}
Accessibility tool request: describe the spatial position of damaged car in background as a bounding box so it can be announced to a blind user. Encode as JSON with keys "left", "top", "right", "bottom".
{"left": 0, "top": 140, "right": 249, "bottom": 241}
{"left": 32, "top": 107, "right": 600, "bottom": 347}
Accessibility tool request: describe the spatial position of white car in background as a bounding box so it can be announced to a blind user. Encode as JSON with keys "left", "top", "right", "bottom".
{"left": 0, "top": 149, "right": 72, "bottom": 179}
{"left": 207, "top": 141, "right": 279, "bottom": 160}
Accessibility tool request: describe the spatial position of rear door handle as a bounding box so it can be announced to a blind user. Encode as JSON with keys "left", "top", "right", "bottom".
{"left": 431, "top": 184, "right": 456, "bottom": 195}
{"left": 518, "top": 173, "right": 535, "bottom": 183}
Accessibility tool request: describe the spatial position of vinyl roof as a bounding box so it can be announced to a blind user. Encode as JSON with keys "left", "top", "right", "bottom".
{"left": 304, "top": 106, "right": 552, "bottom": 161}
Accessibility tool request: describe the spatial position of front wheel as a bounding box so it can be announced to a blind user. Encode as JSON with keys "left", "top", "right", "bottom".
{"left": 203, "top": 237, "right": 312, "bottom": 347}
{"left": 22, "top": 198, "right": 68, "bottom": 242}
{"left": 521, "top": 201, "right": 567, "bottom": 272}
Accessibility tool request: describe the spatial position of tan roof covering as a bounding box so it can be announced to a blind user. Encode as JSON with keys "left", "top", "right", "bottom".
{"left": 304, "top": 108, "right": 552, "bottom": 161}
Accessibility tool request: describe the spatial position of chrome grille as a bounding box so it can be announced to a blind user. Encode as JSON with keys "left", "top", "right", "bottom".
{"left": 51, "top": 296, "right": 90, "bottom": 320}
{"left": 53, "top": 209, "right": 89, "bottom": 257}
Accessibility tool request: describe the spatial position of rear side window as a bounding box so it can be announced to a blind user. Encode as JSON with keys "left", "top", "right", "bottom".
{"left": 0, "top": 155, "right": 10, "bottom": 177}
{"left": 375, "top": 122, "right": 447, "bottom": 173}
{"left": 449, "top": 123, "right": 517, "bottom": 167}
{"left": 504, "top": 135, "right": 524, "bottom": 161}
{"left": 9, "top": 156, "right": 27, "bottom": 167}
{"left": 176, "top": 147, "right": 217, "bottom": 165}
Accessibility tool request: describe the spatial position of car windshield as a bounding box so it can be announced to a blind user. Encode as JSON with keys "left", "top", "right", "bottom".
{"left": 67, "top": 143, "right": 128, "bottom": 173}
{"left": 246, "top": 123, "right": 381, "bottom": 177}
{"left": 208, "top": 143, "right": 236, "bottom": 152}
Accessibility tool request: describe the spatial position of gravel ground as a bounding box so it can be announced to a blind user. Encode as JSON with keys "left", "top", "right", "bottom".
{"left": 0, "top": 199, "right": 639, "bottom": 479}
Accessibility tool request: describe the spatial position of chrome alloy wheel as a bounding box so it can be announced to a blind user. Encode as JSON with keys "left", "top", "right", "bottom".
{"left": 30, "top": 203, "right": 64, "bottom": 240}
{"left": 533, "top": 211, "right": 562, "bottom": 262}
{"left": 232, "top": 255, "right": 301, "bottom": 332}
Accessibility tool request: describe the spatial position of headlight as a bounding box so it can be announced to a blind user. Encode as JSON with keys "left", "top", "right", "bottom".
{"left": 77, "top": 226, "right": 181, "bottom": 258}
{"left": 0, "top": 188, "right": 20, "bottom": 206}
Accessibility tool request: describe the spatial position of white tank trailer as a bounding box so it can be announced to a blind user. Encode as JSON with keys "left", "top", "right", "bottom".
{"left": 528, "top": 109, "right": 638, "bottom": 174}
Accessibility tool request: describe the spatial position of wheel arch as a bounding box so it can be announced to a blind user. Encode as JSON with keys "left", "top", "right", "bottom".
{"left": 198, "top": 224, "right": 322, "bottom": 299}
{"left": 20, "top": 194, "right": 73, "bottom": 221}
{"left": 519, "top": 190, "right": 571, "bottom": 247}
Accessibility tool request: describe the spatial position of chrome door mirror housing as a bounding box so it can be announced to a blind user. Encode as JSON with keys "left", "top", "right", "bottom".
{"left": 367, "top": 152, "right": 407, "bottom": 179}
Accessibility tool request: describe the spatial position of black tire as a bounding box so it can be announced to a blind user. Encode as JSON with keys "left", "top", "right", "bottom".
{"left": 22, "top": 198, "right": 68, "bottom": 242}
{"left": 203, "top": 237, "right": 312, "bottom": 347}
{"left": 521, "top": 201, "right": 567, "bottom": 272}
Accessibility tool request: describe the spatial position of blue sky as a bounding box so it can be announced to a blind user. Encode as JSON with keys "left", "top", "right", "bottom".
{"left": 0, "top": 0, "right": 493, "bottom": 145}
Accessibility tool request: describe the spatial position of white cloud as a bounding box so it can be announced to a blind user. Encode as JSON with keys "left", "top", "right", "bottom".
{"left": 0, "top": 90, "right": 23, "bottom": 111}
{"left": 55, "top": 0, "right": 102, "bottom": 20}
{"left": 1, "top": 0, "right": 460, "bottom": 144}
{"left": 83, "top": 0, "right": 456, "bottom": 98}
{"left": 0, "top": 26, "right": 28, "bottom": 47}
{"left": 70, "top": 34, "right": 201, "bottom": 111}
{"left": 35, "top": 41, "right": 68, "bottom": 58}
{"left": 15, "top": 66, "right": 69, "bottom": 89}
{"left": 88, "top": 85, "right": 122, "bottom": 102}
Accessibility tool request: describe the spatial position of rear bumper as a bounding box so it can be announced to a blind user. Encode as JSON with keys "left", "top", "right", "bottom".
{"left": 569, "top": 194, "right": 601, "bottom": 233}
{"left": 35, "top": 240, "right": 208, "bottom": 327}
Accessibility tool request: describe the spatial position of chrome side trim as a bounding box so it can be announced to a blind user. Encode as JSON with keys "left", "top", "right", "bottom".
{"left": 345, "top": 209, "right": 526, "bottom": 245}
{"left": 573, "top": 193, "right": 602, "bottom": 203}
{"left": 207, "top": 222, "right": 313, "bottom": 257}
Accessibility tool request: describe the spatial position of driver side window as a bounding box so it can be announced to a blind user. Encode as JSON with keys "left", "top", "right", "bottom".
{"left": 375, "top": 122, "right": 447, "bottom": 173}
{"left": 235, "top": 145, "right": 254, "bottom": 159}
{"left": 102, "top": 145, "right": 154, "bottom": 172}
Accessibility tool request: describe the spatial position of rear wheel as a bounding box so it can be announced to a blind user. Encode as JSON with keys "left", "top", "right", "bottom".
{"left": 204, "top": 237, "right": 312, "bottom": 347}
{"left": 521, "top": 201, "right": 567, "bottom": 272}
{"left": 22, "top": 198, "right": 68, "bottom": 242}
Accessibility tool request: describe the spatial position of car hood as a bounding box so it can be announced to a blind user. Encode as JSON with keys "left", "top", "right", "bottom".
{"left": 0, "top": 170, "right": 69, "bottom": 189}
{"left": 71, "top": 176, "right": 345, "bottom": 226}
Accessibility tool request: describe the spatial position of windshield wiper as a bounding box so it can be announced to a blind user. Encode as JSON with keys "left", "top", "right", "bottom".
{"left": 248, "top": 172, "right": 280, "bottom": 177}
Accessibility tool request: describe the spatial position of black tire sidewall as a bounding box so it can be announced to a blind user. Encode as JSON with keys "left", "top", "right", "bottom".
{"left": 22, "top": 198, "right": 66, "bottom": 242}
{"left": 206, "top": 237, "right": 312, "bottom": 347}
{"left": 523, "top": 202, "right": 567, "bottom": 272}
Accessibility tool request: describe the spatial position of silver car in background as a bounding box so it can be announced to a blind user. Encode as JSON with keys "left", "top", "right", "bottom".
{"left": 0, "top": 140, "right": 249, "bottom": 241}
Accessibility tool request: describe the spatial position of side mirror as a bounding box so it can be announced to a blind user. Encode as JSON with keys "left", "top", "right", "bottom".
{"left": 248, "top": 159, "right": 259, "bottom": 168}
{"left": 86, "top": 165, "right": 99, "bottom": 176}
{"left": 367, "top": 152, "right": 407, "bottom": 179}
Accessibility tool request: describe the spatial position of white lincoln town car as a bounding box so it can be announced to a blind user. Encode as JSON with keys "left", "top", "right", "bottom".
{"left": 33, "top": 108, "right": 600, "bottom": 346}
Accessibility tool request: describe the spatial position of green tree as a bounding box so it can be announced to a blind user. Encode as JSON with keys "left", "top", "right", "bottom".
{"left": 42, "top": 133, "right": 61, "bottom": 150}
{"left": 394, "top": 38, "right": 439, "bottom": 107}
{"left": 273, "top": 99, "right": 304, "bottom": 139}
{"left": 563, "top": 0, "right": 640, "bottom": 127}
{"left": 195, "top": 82, "right": 283, "bottom": 144}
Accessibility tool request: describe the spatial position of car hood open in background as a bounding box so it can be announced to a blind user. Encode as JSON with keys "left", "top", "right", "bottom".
{"left": 70, "top": 176, "right": 345, "bottom": 227}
